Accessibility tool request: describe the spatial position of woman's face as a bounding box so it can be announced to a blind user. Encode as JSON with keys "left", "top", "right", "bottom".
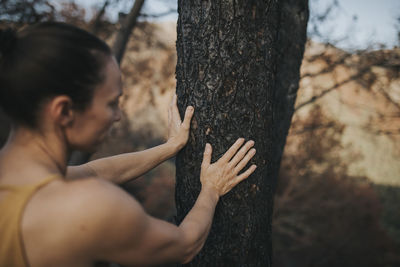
{"left": 67, "top": 56, "right": 122, "bottom": 152}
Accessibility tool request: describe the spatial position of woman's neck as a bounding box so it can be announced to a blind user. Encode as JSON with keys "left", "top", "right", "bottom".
{"left": 1, "top": 125, "right": 69, "bottom": 177}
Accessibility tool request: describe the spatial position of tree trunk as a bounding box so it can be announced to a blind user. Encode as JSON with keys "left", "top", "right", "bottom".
{"left": 174, "top": 0, "right": 309, "bottom": 266}
{"left": 111, "top": 0, "right": 145, "bottom": 64}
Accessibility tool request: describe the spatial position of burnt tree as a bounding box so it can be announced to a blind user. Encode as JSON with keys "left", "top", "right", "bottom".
{"left": 175, "top": 0, "right": 309, "bottom": 266}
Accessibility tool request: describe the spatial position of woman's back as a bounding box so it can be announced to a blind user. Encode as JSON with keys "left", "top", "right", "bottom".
{"left": 0, "top": 174, "right": 60, "bottom": 267}
{"left": 0, "top": 158, "right": 102, "bottom": 267}
{"left": 0, "top": 163, "right": 133, "bottom": 267}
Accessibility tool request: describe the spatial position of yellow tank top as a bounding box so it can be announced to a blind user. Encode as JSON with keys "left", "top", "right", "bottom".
{"left": 0, "top": 175, "right": 60, "bottom": 267}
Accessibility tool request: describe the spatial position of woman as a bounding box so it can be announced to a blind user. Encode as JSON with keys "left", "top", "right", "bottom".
{"left": 0, "top": 22, "right": 257, "bottom": 266}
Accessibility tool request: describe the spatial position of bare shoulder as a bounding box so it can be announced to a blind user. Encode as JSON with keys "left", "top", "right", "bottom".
{"left": 59, "top": 177, "right": 142, "bottom": 211}
{"left": 28, "top": 177, "right": 144, "bottom": 220}
{"left": 23, "top": 177, "right": 148, "bottom": 265}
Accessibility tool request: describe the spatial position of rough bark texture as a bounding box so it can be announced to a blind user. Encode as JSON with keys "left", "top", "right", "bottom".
{"left": 175, "top": 0, "right": 308, "bottom": 266}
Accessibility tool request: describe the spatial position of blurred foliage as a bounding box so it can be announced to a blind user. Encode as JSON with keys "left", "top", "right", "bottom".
{"left": 272, "top": 105, "right": 399, "bottom": 267}
{"left": 377, "top": 185, "right": 400, "bottom": 247}
{"left": 0, "top": 0, "right": 55, "bottom": 24}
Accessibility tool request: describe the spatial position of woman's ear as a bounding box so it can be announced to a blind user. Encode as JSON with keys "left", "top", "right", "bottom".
{"left": 49, "top": 95, "right": 75, "bottom": 127}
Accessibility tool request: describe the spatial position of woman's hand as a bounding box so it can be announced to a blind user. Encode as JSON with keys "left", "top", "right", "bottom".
{"left": 167, "top": 94, "right": 194, "bottom": 152}
{"left": 200, "top": 138, "right": 257, "bottom": 198}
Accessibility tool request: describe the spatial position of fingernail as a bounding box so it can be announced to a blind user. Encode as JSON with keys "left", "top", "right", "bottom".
{"left": 188, "top": 106, "right": 194, "bottom": 111}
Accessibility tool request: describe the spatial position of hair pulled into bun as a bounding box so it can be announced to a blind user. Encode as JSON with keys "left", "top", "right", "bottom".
{"left": 0, "top": 22, "right": 112, "bottom": 128}
{"left": 0, "top": 28, "right": 17, "bottom": 58}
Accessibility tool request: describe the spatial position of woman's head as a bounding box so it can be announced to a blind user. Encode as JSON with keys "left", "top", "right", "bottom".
{"left": 0, "top": 22, "right": 112, "bottom": 129}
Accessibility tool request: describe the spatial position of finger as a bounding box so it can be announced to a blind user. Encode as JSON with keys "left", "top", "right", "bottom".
{"left": 234, "top": 148, "right": 256, "bottom": 174}
{"left": 170, "top": 93, "right": 177, "bottom": 105}
{"left": 219, "top": 138, "right": 245, "bottom": 163}
{"left": 229, "top": 140, "right": 255, "bottom": 167}
{"left": 169, "top": 93, "right": 176, "bottom": 109}
{"left": 235, "top": 165, "right": 257, "bottom": 183}
{"left": 182, "top": 106, "right": 194, "bottom": 130}
{"left": 201, "top": 143, "right": 212, "bottom": 168}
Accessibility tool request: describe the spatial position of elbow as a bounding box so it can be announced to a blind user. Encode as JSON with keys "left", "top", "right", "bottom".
{"left": 178, "top": 231, "right": 203, "bottom": 264}
{"left": 180, "top": 249, "right": 197, "bottom": 264}
{"left": 181, "top": 256, "right": 193, "bottom": 264}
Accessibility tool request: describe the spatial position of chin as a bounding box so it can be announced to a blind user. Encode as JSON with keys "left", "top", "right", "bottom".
{"left": 70, "top": 141, "right": 100, "bottom": 155}
{"left": 69, "top": 134, "right": 107, "bottom": 155}
{"left": 86, "top": 140, "right": 103, "bottom": 153}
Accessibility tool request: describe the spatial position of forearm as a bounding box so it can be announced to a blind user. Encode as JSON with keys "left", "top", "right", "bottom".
{"left": 86, "top": 141, "right": 179, "bottom": 184}
{"left": 178, "top": 186, "right": 219, "bottom": 263}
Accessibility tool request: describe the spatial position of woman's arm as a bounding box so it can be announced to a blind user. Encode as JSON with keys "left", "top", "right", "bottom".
{"left": 68, "top": 141, "right": 179, "bottom": 184}
{"left": 66, "top": 94, "right": 194, "bottom": 184}
{"left": 78, "top": 138, "right": 257, "bottom": 266}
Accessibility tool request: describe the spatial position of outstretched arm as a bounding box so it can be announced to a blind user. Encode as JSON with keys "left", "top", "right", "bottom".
{"left": 66, "top": 94, "right": 194, "bottom": 184}
{"left": 79, "top": 138, "right": 256, "bottom": 266}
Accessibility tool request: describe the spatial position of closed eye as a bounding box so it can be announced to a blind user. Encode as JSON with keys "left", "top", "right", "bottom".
{"left": 110, "top": 92, "right": 123, "bottom": 108}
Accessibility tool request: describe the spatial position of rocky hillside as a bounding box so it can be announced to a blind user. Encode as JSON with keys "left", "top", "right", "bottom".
{"left": 297, "top": 41, "right": 400, "bottom": 186}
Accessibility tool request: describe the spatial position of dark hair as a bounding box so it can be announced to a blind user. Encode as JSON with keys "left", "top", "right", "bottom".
{"left": 0, "top": 22, "right": 112, "bottom": 128}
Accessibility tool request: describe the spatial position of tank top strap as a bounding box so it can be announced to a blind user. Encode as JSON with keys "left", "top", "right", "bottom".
{"left": 0, "top": 184, "right": 16, "bottom": 190}
{"left": 0, "top": 173, "right": 61, "bottom": 267}
{"left": 31, "top": 174, "right": 61, "bottom": 188}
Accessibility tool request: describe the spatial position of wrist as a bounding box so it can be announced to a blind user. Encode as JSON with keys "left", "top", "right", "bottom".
{"left": 165, "top": 139, "right": 181, "bottom": 156}
{"left": 166, "top": 138, "right": 185, "bottom": 154}
{"left": 201, "top": 184, "right": 220, "bottom": 204}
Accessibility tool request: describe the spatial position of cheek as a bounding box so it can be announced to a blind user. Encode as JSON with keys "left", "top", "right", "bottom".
{"left": 101, "top": 108, "right": 117, "bottom": 130}
{"left": 82, "top": 105, "right": 115, "bottom": 134}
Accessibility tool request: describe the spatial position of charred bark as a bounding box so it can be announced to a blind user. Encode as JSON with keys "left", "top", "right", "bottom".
{"left": 175, "top": 0, "right": 308, "bottom": 266}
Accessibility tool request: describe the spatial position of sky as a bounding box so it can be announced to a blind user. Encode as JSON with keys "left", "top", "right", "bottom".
{"left": 309, "top": 0, "right": 400, "bottom": 50}
{"left": 75, "top": 0, "right": 400, "bottom": 51}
